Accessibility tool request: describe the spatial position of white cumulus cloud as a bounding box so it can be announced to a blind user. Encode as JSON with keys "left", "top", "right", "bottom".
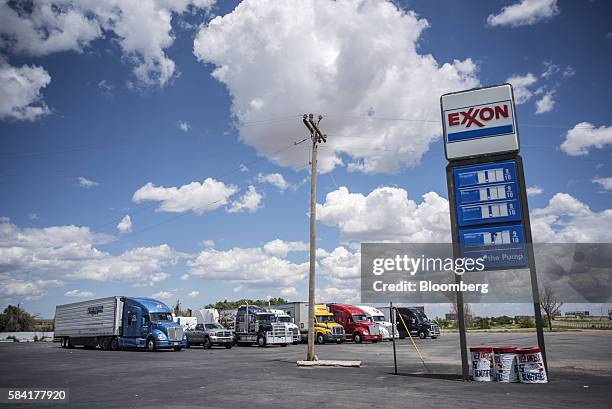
{"left": 117, "top": 215, "right": 132, "bottom": 234}
{"left": 178, "top": 120, "right": 191, "bottom": 132}
{"left": 535, "top": 91, "right": 555, "bottom": 114}
{"left": 561, "top": 122, "right": 612, "bottom": 156}
{"left": 263, "top": 239, "right": 308, "bottom": 257}
{"left": 592, "top": 177, "right": 612, "bottom": 191}
{"left": 150, "top": 291, "right": 173, "bottom": 300}
{"left": 65, "top": 289, "right": 95, "bottom": 297}
{"left": 487, "top": 0, "right": 559, "bottom": 27}
{"left": 188, "top": 245, "right": 309, "bottom": 288}
{"left": 0, "top": 0, "right": 215, "bottom": 87}
{"left": 506, "top": 73, "right": 537, "bottom": 104}
{"left": 316, "top": 186, "right": 451, "bottom": 243}
{"left": 77, "top": 176, "right": 99, "bottom": 188}
{"left": 133, "top": 178, "right": 239, "bottom": 215}
{"left": 0, "top": 61, "right": 51, "bottom": 121}
{"left": 187, "top": 290, "right": 199, "bottom": 298}
{"left": 227, "top": 185, "right": 263, "bottom": 213}
{"left": 193, "top": 0, "right": 479, "bottom": 174}
{"left": 256, "top": 173, "right": 291, "bottom": 191}
{"left": 527, "top": 186, "right": 544, "bottom": 196}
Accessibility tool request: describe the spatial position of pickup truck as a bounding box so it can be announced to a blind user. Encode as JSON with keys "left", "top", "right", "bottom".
{"left": 185, "top": 323, "right": 233, "bottom": 349}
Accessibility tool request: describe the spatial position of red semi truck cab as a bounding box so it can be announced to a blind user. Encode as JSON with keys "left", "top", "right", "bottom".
{"left": 328, "top": 304, "right": 382, "bottom": 343}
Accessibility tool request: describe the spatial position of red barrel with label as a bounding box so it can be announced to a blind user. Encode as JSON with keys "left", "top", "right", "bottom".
{"left": 516, "top": 347, "right": 548, "bottom": 383}
{"left": 470, "top": 346, "right": 493, "bottom": 381}
{"left": 493, "top": 346, "right": 519, "bottom": 382}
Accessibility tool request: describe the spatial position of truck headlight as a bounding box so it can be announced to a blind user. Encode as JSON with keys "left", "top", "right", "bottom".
{"left": 156, "top": 333, "right": 167, "bottom": 340}
{"left": 363, "top": 329, "right": 369, "bottom": 335}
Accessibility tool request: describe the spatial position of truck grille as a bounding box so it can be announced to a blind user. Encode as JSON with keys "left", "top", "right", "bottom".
{"left": 369, "top": 325, "right": 380, "bottom": 336}
{"left": 271, "top": 323, "right": 289, "bottom": 337}
{"left": 430, "top": 324, "right": 441, "bottom": 335}
{"left": 332, "top": 326, "right": 344, "bottom": 335}
{"left": 167, "top": 327, "right": 184, "bottom": 341}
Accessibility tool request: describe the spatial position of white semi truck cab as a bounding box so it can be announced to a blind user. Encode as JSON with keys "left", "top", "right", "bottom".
{"left": 357, "top": 305, "right": 399, "bottom": 340}
{"left": 268, "top": 308, "right": 301, "bottom": 344}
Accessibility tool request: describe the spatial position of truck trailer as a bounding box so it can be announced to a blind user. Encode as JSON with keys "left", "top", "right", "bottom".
{"left": 54, "top": 296, "right": 187, "bottom": 351}
{"left": 274, "top": 302, "right": 344, "bottom": 344}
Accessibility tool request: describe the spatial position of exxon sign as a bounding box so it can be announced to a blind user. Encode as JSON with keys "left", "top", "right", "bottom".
{"left": 441, "top": 84, "right": 519, "bottom": 160}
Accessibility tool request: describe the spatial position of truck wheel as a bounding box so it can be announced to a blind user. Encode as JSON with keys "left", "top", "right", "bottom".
{"left": 146, "top": 337, "right": 156, "bottom": 352}
{"left": 185, "top": 341, "right": 190, "bottom": 348}
{"left": 353, "top": 333, "right": 362, "bottom": 344}
{"left": 257, "top": 335, "right": 266, "bottom": 347}
{"left": 101, "top": 337, "right": 110, "bottom": 350}
{"left": 203, "top": 337, "right": 212, "bottom": 349}
{"left": 66, "top": 337, "right": 74, "bottom": 349}
{"left": 418, "top": 331, "right": 427, "bottom": 339}
{"left": 316, "top": 333, "right": 325, "bottom": 345}
{"left": 173, "top": 346, "right": 182, "bottom": 351}
{"left": 225, "top": 344, "right": 232, "bottom": 349}
{"left": 336, "top": 339, "right": 344, "bottom": 344}
{"left": 110, "top": 337, "right": 119, "bottom": 351}
{"left": 431, "top": 336, "right": 438, "bottom": 339}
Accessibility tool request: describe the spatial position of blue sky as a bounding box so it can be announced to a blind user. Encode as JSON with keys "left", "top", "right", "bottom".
{"left": 1, "top": 0, "right": 611, "bottom": 318}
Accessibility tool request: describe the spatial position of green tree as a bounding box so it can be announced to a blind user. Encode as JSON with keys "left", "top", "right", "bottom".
{"left": 0, "top": 305, "right": 37, "bottom": 332}
{"left": 205, "top": 298, "right": 288, "bottom": 310}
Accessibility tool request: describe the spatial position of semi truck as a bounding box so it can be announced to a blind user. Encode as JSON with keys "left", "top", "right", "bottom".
{"left": 393, "top": 307, "right": 441, "bottom": 339}
{"left": 54, "top": 296, "right": 187, "bottom": 351}
{"left": 234, "top": 305, "right": 292, "bottom": 347}
{"left": 328, "top": 304, "right": 382, "bottom": 343}
{"left": 267, "top": 308, "right": 301, "bottom": 344}
{"left": 275, "top": 302, "right": 344, "bottom": 344}
{"left": 357, "top": 305, "right": 398, "bottom": 340}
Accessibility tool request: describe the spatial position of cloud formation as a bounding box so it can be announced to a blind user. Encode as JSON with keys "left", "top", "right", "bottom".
{"left": 561, "top": 123, "right": 612, "bottom": 156}
{"left": 133, "top": 178, "right": 239, "bottom": 215}
{"left": 487, "top": 0, "right": 559, "bottom": 27}
{"left": 0, "top": 62, "right": 51, "bottom": 121}
{"left": 194, "top": 0, "right": 478, "bottom": 174}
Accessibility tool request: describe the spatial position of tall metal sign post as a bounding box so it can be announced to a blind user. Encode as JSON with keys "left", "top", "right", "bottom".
{"left": 441, "top": 84, "right": 547, "bottom": 381}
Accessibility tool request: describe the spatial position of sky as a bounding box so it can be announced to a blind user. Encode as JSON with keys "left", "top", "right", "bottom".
{"left": 1, "top": 0, "right": 611, "bottom": 319}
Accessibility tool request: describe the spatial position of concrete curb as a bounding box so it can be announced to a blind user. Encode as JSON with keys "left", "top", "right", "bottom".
{"left": 296, "top": 360, "right": 361, "bottom": 367}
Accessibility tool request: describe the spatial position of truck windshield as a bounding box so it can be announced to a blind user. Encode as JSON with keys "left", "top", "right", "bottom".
{"left": 150, "top": 312, "right": 173, "bottom": 322}
{"left": 413, "top": 310, "right": 429, "bottom": 322}
{"left": 372, "top": 316, "right": 385, "bottom": 322}
{"left": 316, "top": 315, "right": 335, "bottom": 323}
{"left": 277, "top": 316, "right": 291, "bottom": 323}
{"left": 352, "top": 314, "right": 368, "bottom": 322}
{"left": 258, "top": 314, "right": 274, "bottom": 323}
{"left": 204, "top": 324, "right": 222, "bottom": 329}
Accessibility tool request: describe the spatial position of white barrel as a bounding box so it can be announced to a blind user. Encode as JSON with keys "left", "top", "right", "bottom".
{"left": 470, "top": 347, "right": 493, "bottom": 381}
{"left": 493, "top": 346, "right": 519, "bottom": 383}
{"left": 516, "top": 347, "right": 548, "bottom": 383}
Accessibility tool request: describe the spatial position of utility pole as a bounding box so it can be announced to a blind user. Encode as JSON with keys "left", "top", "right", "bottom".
{"left": 303, "top": 114, "right": 326, "bottom": 361}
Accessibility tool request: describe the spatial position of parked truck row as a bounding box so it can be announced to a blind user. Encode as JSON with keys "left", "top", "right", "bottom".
{"left": 54, "top": 297, "right": 441, "bottom": 352}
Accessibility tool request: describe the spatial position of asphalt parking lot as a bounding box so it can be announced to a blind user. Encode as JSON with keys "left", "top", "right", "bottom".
{"left": 2, "top": 331, "right": 611, "bottom": 409}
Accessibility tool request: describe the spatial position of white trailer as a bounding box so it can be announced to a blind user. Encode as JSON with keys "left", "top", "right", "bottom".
{"left": 55, "top": 296, "right": 123, "bottom": 342}
{"left": 274, "top": 302, "right": 309, "bottom": 334}
{"left": 194, "top": 309, "right": 219, "bottom": 325}
{"left": 174, "top": 316, "right": 198, "bottom": 330}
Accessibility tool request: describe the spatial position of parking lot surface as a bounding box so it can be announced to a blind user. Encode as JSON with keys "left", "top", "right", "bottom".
{"left": 2, "top": 331, "right": 611, "bottom": 409}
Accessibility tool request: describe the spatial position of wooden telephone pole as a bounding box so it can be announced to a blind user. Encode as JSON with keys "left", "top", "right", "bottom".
{"left": 302, "top": 114, "right": 326, "bottom": 361}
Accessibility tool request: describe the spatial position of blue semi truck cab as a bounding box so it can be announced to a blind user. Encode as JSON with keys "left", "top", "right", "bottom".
{"left": 54, "top": 296, "right": 187, "bottom": 351}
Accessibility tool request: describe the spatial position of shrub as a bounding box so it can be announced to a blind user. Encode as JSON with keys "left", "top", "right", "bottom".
{"left": 517, "top": 317, "right": 535, "bottom": 328}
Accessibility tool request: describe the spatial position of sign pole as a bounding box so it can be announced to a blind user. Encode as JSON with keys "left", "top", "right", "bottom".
{"left": 390, "top": 302, "right": 398, "bottom": 375}
{"left": 515, "top": 156, "right": 548, "bottom": 375}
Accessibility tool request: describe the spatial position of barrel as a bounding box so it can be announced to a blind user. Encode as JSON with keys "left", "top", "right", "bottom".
{"left": 470, "top": 346, "right": 493, "bottom": 381}
{"left": 493, "top": 346, "right": 519, "bottom": 382}
{"left": 516, "top": 347, "right": 548, "bottom": 383}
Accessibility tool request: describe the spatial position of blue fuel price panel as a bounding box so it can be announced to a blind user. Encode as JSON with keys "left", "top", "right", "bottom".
{"left": 453, "top": 160, "right": 522, "bottom": 227}
{"left": 458, "top": 224, "right": 528, "bottom": 269}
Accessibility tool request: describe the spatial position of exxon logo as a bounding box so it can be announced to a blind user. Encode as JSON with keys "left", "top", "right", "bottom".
{"left": 447, "top": 104, "right": 510, "bottom": 128}
{"left": 445, "top": 101, "right": 514, "bottom": 143}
